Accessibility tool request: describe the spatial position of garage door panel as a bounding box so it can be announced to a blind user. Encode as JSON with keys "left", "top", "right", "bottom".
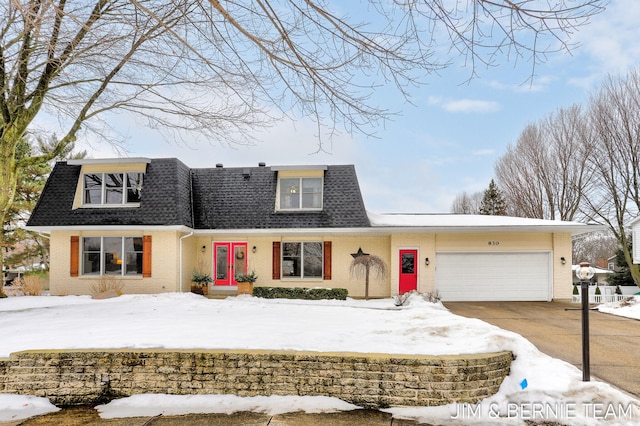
{"left": 435, "top": 252, "right": 550, "bottom": 301}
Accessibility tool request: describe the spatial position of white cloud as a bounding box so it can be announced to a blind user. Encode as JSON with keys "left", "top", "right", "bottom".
{"left": 486, "top": 75, "right": 555, "bottom": 93}
{"left": 428, "top": 96, "right": 501, "bottom": 113}
{"left": 569, "top": 0, "right": 640, "bottom": 85}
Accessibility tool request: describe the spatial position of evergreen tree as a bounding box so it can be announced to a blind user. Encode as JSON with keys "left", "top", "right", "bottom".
{"left": 479, "top": 179, "right": 507, "bottom": 216}
{"left": 3, "top": 136, "right": 86, "bottom": 274}
{"left": 606, "top": 244, "right": 636, "bottom": 286}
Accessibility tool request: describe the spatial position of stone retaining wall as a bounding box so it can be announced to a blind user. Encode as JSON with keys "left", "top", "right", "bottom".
{"left": 0, "top": 349, "right": 513, "bottom": 408}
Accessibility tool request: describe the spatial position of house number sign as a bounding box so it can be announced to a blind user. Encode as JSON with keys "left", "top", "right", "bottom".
{"left": 488, "top": 241, "right": 500, "bottom": 246}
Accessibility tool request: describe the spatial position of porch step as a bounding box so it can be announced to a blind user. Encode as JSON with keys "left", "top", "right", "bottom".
{"left": 206, "top": 290, "right": 238, "bottom": 299}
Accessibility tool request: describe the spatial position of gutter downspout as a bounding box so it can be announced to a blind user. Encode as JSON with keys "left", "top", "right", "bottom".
{"left": 179, "top": 232, "right": 194, "bottom": 292}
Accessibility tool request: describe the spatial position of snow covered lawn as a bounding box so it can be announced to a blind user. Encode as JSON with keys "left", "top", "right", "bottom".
{"left": 1, "top": 293, "right": 639, "bottom": 425}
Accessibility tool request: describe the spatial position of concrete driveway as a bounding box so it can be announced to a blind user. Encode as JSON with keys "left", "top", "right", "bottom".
{"left": 444, "top": 301, "right": 640, "bottom": 398}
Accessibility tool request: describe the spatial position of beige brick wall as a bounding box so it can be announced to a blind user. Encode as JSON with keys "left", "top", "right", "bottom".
{"left": 49, "top": 229, "right": 573, "bottom": 299}
{"left": 553, "top": 232, "right": 573, "bottom": 300}
{"left": 49, "top": 230, "right": 183, "bottom": 295}
{"left": 0, "top": 349, "right": 513, "bottom": 408}
{"left": 196, "top": 234, "right": 392, "bottom": 299}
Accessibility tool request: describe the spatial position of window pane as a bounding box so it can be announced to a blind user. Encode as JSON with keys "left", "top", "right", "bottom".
{"left": 216, "top": 246, "right": 228, "bottom": 280}
{"left": 124, "top": 237, "right": 143, "bottom": 275}
{"left": 126, "top": 173, "right": 143, "bottom": 203}
{"left": 301, "top": 178, "right": 322, "bottom": 209}
{"left": 234, "top": 245, "right": 247, "bottom": 277}
{"left": 83, "top": 174, "right": 102, "bottom": 204}
{"left": 280, "top": 178, "right": 300, "bottom": 209}
{"left": 104, "top": 237, "right": 122, "bottom": 275}
{"left": 402, "top": 254, "right": 415, "bottom": 274}
{"left": 282, "top": 242, "right": 301, "bottom": 277}
{"left": 303, "top": 242, "right": 323, "bottom": 278}
{"left": 82, "top": 237, "right": 101, "bottom": 275}
{"left": 105, "top": 174, "right": 124, "bottom": 204}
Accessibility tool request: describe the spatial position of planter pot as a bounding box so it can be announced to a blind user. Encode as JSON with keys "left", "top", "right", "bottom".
{"left": 190, "top": 285, "right": 204, "bottom": 295}
{"left": 237, "top": 281, "right": 254, "bottom": 295}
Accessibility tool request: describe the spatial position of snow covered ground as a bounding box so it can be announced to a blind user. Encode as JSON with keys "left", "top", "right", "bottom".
{"left": 0, "top": 293, "right": 639, "bottom": 425}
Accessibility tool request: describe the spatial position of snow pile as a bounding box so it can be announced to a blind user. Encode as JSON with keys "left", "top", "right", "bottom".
{"left": 0, "top": 394, "right": 60, "bottom": 422}
{"left": 598, "top": 295, "right": 640, "bottom": 320}
{"left": 96, "top": 394, "right": 359, "bottom": 418}
{"left": 0, "top": 293, "right": 638, "bottom": 424}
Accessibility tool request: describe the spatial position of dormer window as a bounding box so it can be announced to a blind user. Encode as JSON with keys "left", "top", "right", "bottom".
{"left": 279, "top": 177, "right": 323, "bottom": 210}
{"left": 83, "top": 172, "right": 144, "bottom": 205}
{"left": 270, "top": 165, "right": 328, "bottom": 212}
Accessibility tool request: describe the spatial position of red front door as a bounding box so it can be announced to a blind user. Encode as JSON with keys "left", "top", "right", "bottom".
{"left": 399, "top": 249, "right": 418, "bottom": 294}
{"left": 213, "top": 242, "right": 248, "bottom": 286}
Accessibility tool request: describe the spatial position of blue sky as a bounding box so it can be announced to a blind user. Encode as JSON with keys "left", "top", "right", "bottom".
{"left": 71, "top": 1, "right": 640, "bottom": 214}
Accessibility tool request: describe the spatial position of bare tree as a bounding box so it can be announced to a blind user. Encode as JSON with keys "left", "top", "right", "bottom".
{"left": 450, "top": 191, "right": 483, "bottom": 214}
{"left": 572, "top": 230, "right": 619, "bottom": 266}
{"left": 495, "top": 105, "right": 593, "bottom": 220}
{"left": 583, "top": 70, "right": 640, "bottom": 286}
{"left": 0, "top": 0, "right": 605, "bottom": 296}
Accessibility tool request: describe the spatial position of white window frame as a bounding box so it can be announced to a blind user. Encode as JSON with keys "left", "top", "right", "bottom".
{"left": 82, "top": 172, "right": 144, "bottom": 206}
{"left": 281, "top": 241, "right": 324, "bottom": 279}
{"left": 277, "top": 177, "right": 323, "bottom": 211}
{"left": 81, "top": 236, "right": 143, "bottom": 276}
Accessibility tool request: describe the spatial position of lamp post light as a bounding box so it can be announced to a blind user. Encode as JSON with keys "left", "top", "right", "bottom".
{"left": 575, "top": 261, "right": 595, "bottom": 381}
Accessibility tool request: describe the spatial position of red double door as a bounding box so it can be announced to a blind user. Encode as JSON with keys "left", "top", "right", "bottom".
{"left": 399, "top": 249, "right": 418, "bottom": 294}
{"left": 213, "top": 242, "right": 248, "bottom": 286}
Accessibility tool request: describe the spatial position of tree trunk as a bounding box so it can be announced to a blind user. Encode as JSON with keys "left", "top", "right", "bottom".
{"left": 365, "top": 264, "right": 370, "bottom": 300}
{"left": 0, "top": 141, "right": 19, "bottom": 298}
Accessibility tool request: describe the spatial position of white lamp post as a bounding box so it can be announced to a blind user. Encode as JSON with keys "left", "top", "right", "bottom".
{"left": 575, "top": 261, "right": 595, "bottom": 381}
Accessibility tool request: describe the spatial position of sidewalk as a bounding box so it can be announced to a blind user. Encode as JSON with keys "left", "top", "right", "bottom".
{"left": 1, "top": 407, "right": 426, "bottom": 425}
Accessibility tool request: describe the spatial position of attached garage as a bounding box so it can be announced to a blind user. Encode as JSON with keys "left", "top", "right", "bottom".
{"left": 435, "top": 252, "right": 552, "bottom": 302}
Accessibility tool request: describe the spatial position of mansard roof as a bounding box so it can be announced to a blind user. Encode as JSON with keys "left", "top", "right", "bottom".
{"left": 27, "top": 158, "right": 370, "bottom": 230}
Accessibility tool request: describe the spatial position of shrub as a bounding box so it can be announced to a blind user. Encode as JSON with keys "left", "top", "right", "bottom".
{"left": 91, "top": 275, "right": 124, "bottom": 296}
{"left": 17, "top": 275, "right": 45, "bottom": 296}
{"left": 393, "top": 293, "right": 411, "bottom": 306}
{"left": 573, "top": 284, "right": 579, "bottom": 295}
{"left": 253, "top": 287, "right": 348, "bottom": 300}
{"left": 423, "top": 290, "right": 442, "bottom": 303}
{"left": 594, "top": 286, "right": 601, "bottom": 295}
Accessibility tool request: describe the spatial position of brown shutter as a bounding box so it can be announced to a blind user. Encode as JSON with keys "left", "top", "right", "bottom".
{"left": 272, "top": 241, "right": 281, "bottom": 280}
{"left": 142, "top": 235, "right": 152, "bottom": 278}
{"left": 323, "top": 241, "right": 332, "bottom": 280}
{"left": 70, "top": 236, "right": 79, "bottom": 277}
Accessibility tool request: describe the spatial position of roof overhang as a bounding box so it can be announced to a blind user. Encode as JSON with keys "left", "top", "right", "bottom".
{"left": 25, "top": 225, "right": 193, "bottom": 234}
{"left": 366, "top": 213, "right": 606, "bottom": 237}
{"left": 67, "top": 157, "right": 152, "bottom": 166}
{"left": 270, "top": 165, "right": 328, "bottom": 171}
{"left": 27, "top": 216, "right": 605, "bottom": 237}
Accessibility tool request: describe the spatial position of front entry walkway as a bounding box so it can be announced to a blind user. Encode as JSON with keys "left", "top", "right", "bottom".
{"left": 444, "top": 301, "right": 640, "bottom": 398}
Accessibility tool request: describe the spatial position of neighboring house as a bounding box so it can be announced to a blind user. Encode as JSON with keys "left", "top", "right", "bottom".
{"left": 26, "top": 158, "right": 601, "bottom": 301}
{"left": 632, "top": 216, "right": 640, "bottom": 264}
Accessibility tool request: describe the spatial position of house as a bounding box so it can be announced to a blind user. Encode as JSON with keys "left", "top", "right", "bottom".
{"left": 26, "top": 158, "right": 601, "bottom": 301}
{"left": 632, "top": 216, "right": 640, "bottom": 264}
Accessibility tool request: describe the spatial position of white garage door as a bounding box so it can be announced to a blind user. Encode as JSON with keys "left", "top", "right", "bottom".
{"left": 435, "top": 252, "right": 551, "bottom": 301}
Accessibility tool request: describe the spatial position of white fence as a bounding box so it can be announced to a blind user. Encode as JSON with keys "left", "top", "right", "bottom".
{"left": 572, "top": 294, "right": 627, "bottom": 304}
{"left": 571, "top": 285, "right": 631, "bottom": 304}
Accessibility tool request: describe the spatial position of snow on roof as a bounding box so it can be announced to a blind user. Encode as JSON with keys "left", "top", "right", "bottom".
{"left": 571, "top": 264, "right": 613, "bottom": 274}
{"left": 367, "top": 212, "right": 602, "bottom": 235}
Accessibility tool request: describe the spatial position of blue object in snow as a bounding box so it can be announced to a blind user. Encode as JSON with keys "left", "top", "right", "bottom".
{"left": 520, "top": 378, "right": 528, "bottom": 390}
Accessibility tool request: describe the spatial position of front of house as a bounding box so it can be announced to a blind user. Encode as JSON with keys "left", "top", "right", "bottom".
{"left": 27, "top": 158, "right": 599, "bottom": 301}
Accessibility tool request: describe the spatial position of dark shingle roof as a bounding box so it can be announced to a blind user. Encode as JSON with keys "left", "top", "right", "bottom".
{"left": 191, "top": 164, "right": 370, "bottom": 229}
{"left": 28, "top": 158, "right": 194, "bottom": 227}
{"left": 27, "top": 160, "right": 370, "bottom": 229}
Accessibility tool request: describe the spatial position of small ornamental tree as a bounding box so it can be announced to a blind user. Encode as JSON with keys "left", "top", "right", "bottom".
{"left": 350, "top": 251, "right": 387, "bottom": 300}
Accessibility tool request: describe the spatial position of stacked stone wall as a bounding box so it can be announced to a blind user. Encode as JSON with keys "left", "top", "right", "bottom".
{"left": 0, "top": 349, "right": 513, "bottom": 408}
